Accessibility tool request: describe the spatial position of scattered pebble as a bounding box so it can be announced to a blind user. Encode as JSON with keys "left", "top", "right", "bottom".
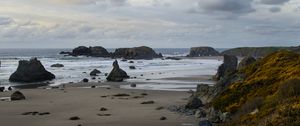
{"left": 69, "top": 116, "right": 80, "bottom": 120}
{"left": 100, "top": 107, "right": 108, "bottom": 111}
{"left": 141, "top": 101, "right": 155, "bottom": 104}
{"left": 113, "top": 93, "right": 130, "bottom": 97}
{"left": 156, "top": 106, "right": 164, "bottom": 110}
{"left": 21, "top": 111, "right": 50, "bottom": 116}
{"left": 141, "top": 93, "right": 148, "bottom": 96}
{"left": 97, "top": 114, "right": 111, "bottom": 116}
{"left": 160, "top": 116, "right": 167, "bottom": 120}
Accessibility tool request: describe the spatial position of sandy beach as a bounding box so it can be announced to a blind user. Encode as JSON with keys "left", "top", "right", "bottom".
{"left": 0, "top": 82, "right": 198, "bottom": 126}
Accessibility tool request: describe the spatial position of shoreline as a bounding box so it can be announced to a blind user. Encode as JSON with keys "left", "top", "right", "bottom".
{"left": 0, "top": 82, "right": 198, "bottom": 126}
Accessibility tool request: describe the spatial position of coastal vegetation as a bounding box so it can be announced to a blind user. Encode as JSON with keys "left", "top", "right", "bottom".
{"left": 212, "top": 51, "right": 300, "bottom": 125}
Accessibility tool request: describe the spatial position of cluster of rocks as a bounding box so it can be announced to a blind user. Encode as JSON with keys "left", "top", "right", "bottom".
{"left": 60, "top": 46, "right": 162, "bottom": 60}
{"left": 187, "top": 47, "right": 220, "bottom": 57}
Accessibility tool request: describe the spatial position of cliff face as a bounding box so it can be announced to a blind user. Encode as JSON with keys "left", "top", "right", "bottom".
{"left": 188, "top": 47, "right": 220, "bottom": 57}
{"left": 221, "top": 46, "right": 300, "bottom": 57}
{"left": 212, "top": 51, "right": 300, "bottom": 125}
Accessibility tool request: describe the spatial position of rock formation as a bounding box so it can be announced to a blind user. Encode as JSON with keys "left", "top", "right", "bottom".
{"left": 112, "top": 46, "right": 162, "bottom": 59}
{"left": 61, "top": 46, "right": 110, "bottom": 57}
{"left": 9, "top": 58, "right": 55, "bottom": 83}
{"left": 90, "top": 69, "right": 101, "bottom": 76}
{"left": 215, "top": 55, "right": 238, "bottom": 80}
{"left": 187, "top": 47, "right": 220, "bottom": 57}
{"left": 50, "top": 63, "right": 64, "bottom": 67}
{"left": 237, "top": 56, "right": 256, "bottom": 70}
{"left": 106, "top": 60, "right": 129, "bottom": 82}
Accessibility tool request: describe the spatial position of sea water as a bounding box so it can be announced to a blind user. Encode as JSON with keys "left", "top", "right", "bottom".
{"left": 0, "top": 48, "right": 223, "bottom": 91}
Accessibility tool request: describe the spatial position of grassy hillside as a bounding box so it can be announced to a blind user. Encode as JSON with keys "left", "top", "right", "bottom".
{"left": 221, "top": 46, "right": 300, "bottom": 57}
{"left": 212, "top": 51, "right": 300, "bottom": 126}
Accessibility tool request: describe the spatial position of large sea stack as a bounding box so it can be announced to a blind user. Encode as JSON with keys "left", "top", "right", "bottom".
{"left": 106, "top": 60, "right": 129, "bottom": 82}
{"left": 112, "top": 46, "right": 162, "bottom": 59}
{"left": 9, "top": 58, "right": 55, "bottom": 83}
{"left": 72, "top": 46, "right": 110, "bottom": 57}
{"left": 188, "top": 47, "right": 220, "bottom": 57}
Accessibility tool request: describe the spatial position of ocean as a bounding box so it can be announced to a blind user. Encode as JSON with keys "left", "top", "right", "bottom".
{"left": 0, "top": 48, "right": 223, "bottom": 91}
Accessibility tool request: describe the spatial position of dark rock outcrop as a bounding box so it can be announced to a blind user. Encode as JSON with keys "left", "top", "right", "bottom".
{"left": 9, "top": 58, "right": 55, "bottom": 83}
{"left": 165, "top": 57, "right": 181, "bottom": 60}
{"left": 106, "top": 60, "right": 129, "bottom": 82}
{"left": 215, "top": 55, "right": 238, "bottom": 80}
{"left": 51, "top": 63, "right": 64, "bottom": 67}
{"left": 188, "top": 47, "right": 220, "bottom": 57}
{"left": 11, "top": 91, "right": 26, "bottom": 100}
{"left": 61, "top": 46, "right": 110, "bottom": 57}
{"left": 0, "top": 87, "right": 4, "bottom": 92}
{"left": 90, "top": 69, "right": 101, "bottom": 76}
{"left": 185, "top": 96, "right": 203, "bottom": 109}
{"left": 112, "top": 46, "right": 162, "bottom": 59}
{"left": 238, "top": 56, "right": 256, "bottom": 70}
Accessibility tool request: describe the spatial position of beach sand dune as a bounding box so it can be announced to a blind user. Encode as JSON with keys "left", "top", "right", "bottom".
{"left": 0, "top": 83, "right": 197, "bottom": 126}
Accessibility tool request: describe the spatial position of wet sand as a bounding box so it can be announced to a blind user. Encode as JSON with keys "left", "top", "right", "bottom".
{"left": 0, "top": 82, "right": 197, "bottom": 126}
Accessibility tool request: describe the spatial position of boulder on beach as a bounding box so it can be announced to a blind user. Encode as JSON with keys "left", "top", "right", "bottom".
{"left": 11, "top": 91, "right": 26, "bottom": 100}
{"left": 185, "top": 96, "right": 203, "bottom": 109}
{"left": 215, "top": 55, "right": 238, "bottom": 80}
{"left": 50, "top": 63, "right": 64, "bottom": 67}
{"left": 9, "top": 58, "right": 55, "bottom": 83}
{"left": 90, "top": 69, "right": 101, "bottom": 76}
{"left": 112, "top": 46, "right": 162, "bottom": 59}
{"left": 0, "top": 87, "right": 4, "bottom": 92}
{"left": 106, "top": 60, "right": 129, "bottom": 82}
{"left": 188, "top": 47, "right": 220, "bottom": 57}
{"left": 129, "top": 66, "right": 136, "bottom": 69}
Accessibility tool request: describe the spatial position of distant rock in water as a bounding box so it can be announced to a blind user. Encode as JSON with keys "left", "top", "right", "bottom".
{"left": 51, "top": 63, "right": 64, "bottom": 67}
{"left": 215, "top": 55, "right": 237, "bottom": 80}
{"left": 61, "top": 46, "right": 110, "bottom": 57}
{"left": 112, "top": 46, "right": 162, "bottom": 59}
{"left": 187, "top": 47, "right": 220, "bottom": 57}
{"left": 90, "top": 69, "right": 101, "bottom": 76}
{"left": 9, "top": 58, "right": 55, "bottom": 83}
{"left": 106, "top": 60, "right": 129, "bottom": 82}
{"left": 238, "top": 56, "right": 256, "bottom": 70}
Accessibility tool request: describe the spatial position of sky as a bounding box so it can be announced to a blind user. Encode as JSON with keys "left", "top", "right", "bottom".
{"left": 0, "top": 0, "right": 300, "bottom": 48}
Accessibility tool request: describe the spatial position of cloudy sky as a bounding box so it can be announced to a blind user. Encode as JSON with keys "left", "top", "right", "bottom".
{"left": 0, "top": 0, "right": 299, "bottom": 48}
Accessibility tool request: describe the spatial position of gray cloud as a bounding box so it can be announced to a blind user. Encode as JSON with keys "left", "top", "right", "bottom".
{"left": 198, "top": 0, "right": 255, "bottom": 14}
{"left": 269, "top": 7, "right": 281, "bottom": 13}
{"left": 260, "top": 0, "right": 290, "bottom": 5}
{"left": 0, "top": 17, "right": 14, "bottom": 25}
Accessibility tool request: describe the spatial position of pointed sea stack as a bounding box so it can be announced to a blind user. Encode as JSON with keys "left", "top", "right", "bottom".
{"left": 106, "top": 60, "right": 129, "bottom": 82}
{"left": 9, "top": 58, "right": 55, "bottom": 83}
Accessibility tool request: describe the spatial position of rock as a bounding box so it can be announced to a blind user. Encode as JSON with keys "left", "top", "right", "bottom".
{"left": 90, "top": 69, "right": 101, "bottom": 76}
{"left": 9, "top": 58, "right": 55, "bottom": 83}
{"left": 130, "top": 83, "right": 137, "bottom": 87}
{"left": 8, "top": 87, "right": 13, "bottom": 91}
{"left": 59, "top": 51, "right": 71, "bottom": 55}
{"left": 188, "top": 47, "right": 220, "bottom": 57}
{"left": 207, "top": 108, "right": 222, "bottom": 123}
{"left": 195, "top": 84, "right": 216, "bottom": 103}
{"left": 50, "top": 63, "right": 64, "bottom": 67}
{"left": 185, "top": 96, "right": 203, "bottom": 109}
{"left": 113, "top": 93, "right": 130, "bottom": 97}
{"left": 104, "top": 73, "right": 108, "bottom": 76}
{"left": 238, "top": 56, "right": 256, "bottom": 70}
{"left": 82, "top": 78, "right": 89, "bottom": 83}
{"left": 67, "top": 46, "right": 110, "bottom": 57}
{"left": 215, "top": 55, "right": 238, "bottom": 80}
{"left": 165, "top": 57, "right": 181, "bottom": 60}
{"left": 69, "top": 116, "right": 80, "bottom": 120}
{"left": 0, "top": 87, "right": 4, "bottom": 92}
{"left": 199, "top": 120, "right": 213, "bottom": 126}
{"left": 129, "top": 66, "right": 136, "bottom": 69}
{"left": 160, "top": 116, "right": 167, "bottom": 120}
{"left": 100, "top": 107, "right": 108, "bottom": 111}
{"left": 128, "top": 61, "right": 134, "bottom": 63}
{"left": 141, "top": 101, "right": 155, "bottom": 104}
{"left": 11, "top": 91, "right": 26, "bottom": 100}
{"left": 195, "top": 109, "right": 207, "bottom": 118}
{"left": 112, "top": 46, "right": 162, "bottom": 59}
{"left": 106, "top": 60, "right": 129, "bottom": 82}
